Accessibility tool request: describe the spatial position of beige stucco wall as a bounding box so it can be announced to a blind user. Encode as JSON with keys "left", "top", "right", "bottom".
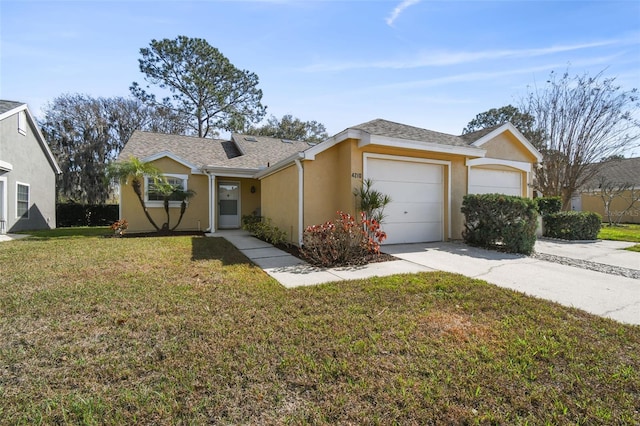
{"left": 581, "top": 191, "right": 640, "bottom": 224}
{"left": 303, "top": 140, "right": 355, "bottom": 228}
{"left": 480, "top": 133, "right": 537, "bottom": 163}
{"left": 260, "top": 164, "right": 299, "bottom": 244}
{"left": 261, "top": 132, "right": 539, "bottom": 245}
{"left": 120, "top": 157, "right": 210, "bottom": 233}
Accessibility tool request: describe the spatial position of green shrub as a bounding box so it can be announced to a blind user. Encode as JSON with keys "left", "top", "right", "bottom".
{"left": 544, "top": 211, "right": 602, "bottom": 240}
{"left": 461, "top": 194, "right": 538, "bottom": 255}
{"left": 242, "top": 216, "right": 289, "bottom": 246}
{"left": 535, "top": 196, "right": 562, "bottom": 217}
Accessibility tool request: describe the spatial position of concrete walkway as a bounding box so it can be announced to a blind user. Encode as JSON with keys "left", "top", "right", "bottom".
{"left": 208, "top": 230, "right": 433, "bottom": 287}
{"left": 210, "top": 230, "right": 639, "bottom": 325}
{"left": 0, "top": 234, "right": 29, "bottom": 242}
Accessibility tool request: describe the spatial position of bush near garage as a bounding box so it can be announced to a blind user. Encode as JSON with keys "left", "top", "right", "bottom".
{"left": 544, "top": 211, "right": 602, "bottom": 240}
{"left": 301, "top": 211, "right": 387, "bottom": 267}
{"left": 461, "top": 194, "right": 538, "bottom": 255}
{"left": 535, "top": 196, "right": 562, "bottom": 217}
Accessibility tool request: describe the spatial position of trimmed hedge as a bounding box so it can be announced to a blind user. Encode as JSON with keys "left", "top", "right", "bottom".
{"left": 535, "top": 196, "right": 562, "bottom": 217}
{"left": 461, "top": 194, "right": 538, "bottom": 255}
{"left": 57, "top": 203, "right": 119, "bottom": 227}
{"left": 544, "top": 211, "right": 602, "bottom": 240}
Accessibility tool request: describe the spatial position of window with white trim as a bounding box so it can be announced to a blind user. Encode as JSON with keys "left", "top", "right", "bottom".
{"left": 17, "top": 183, "right": 29, "bottom": 218}
{"left": 144, "top": 174, "right": 188, "bottom": 206}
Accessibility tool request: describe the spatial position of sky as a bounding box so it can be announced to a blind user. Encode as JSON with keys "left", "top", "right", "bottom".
{"left": 1, "top": 0, "right": 639, "bottom": 151}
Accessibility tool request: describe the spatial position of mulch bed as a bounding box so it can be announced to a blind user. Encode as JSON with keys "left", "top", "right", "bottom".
{"left": 274, "top": 242, "right": 397, "bottom": 266}
{"left": 112, "top": 231, "right": 206, "bottom": 238}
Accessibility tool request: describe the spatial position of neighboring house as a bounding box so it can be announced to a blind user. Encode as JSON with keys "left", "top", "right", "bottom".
{"left": 0, "top": 100, "right": 61, "bottom": 233}
{"left": 574, "top": 157, "right": 640, "bottom": 224}
{"left": 118, "top": 119, "right": 542, "bottom": 245}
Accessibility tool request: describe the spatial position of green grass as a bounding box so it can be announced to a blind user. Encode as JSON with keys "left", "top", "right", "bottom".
{"left": 598, "top": 223, "right": 640, "bottom": 251}
{"left": 1, "top": 228, "right": 639, "bottom": 424}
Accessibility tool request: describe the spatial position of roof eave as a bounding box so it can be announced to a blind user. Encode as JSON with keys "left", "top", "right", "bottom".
{"left": 359, "top": 134, "right": 486, "bottom": 157}
{"left": 141, "top": 151, "right": 206, "bottom": 175}
{"left": 471, "top": 122, "right": 543, "bottom": 162}
{"left": 254, "top": 152, "right": 305, "bottom": 179}
{"left": 28, "top": 107, "right": 63, "bottom": 174}
{"left": 203, "top": 166, "right": 260, "bottom": 178}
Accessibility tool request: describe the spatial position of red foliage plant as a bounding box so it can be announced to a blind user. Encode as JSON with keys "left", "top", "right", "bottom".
{"left": 301, "top": 211, "right": 387, "bottom": 267}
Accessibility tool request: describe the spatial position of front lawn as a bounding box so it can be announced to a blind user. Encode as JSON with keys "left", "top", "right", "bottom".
{"left": 1, "top": 230, "right": 638, "bottom": 424}
{"left": 599, "top": 223, "right": 640, "bottom": 251}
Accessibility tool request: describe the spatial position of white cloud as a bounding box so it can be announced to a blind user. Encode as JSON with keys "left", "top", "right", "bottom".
{"left": 300, "top": 38, "right": 631, "bottom": 73}
{"left": 386, "top": 0, "right": 421, "bottom": 27}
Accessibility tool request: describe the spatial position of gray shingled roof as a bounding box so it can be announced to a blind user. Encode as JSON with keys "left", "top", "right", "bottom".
{"left": 458, "top": 124, "right": 502, "bottom": 144}
{"left": 583, "top": 157, "right": 640, "bottom": 188}
{"left": 119, "top": 131, "right": 313, "bottom": 170}
{"left": 349, "top": 118, "right": 483, "bottom": 148}
{"left": 121, "top": 119, "right": 509, "bottom": 172}
{"left": 0, "top": 100, "right": 25, "bottom": 115}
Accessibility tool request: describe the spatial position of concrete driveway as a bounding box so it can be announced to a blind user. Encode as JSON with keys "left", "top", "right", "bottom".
{"left": 383, "top": 240, "right": 640, "bottom": 325}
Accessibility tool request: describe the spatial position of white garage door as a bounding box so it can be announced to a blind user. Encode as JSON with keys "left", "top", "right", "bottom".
{"left": 468, "top": 168, "right": 522, "bottom": 196}
{"left": 366, "top": 158, "right": 443, "bottom": 244}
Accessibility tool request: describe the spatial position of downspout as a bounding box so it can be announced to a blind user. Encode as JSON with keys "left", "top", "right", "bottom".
{"left": 295, "top": 159, "right": 304, "bottom": 246}
{"left": 206, "top": 172, "right": 216, "bottom": 233}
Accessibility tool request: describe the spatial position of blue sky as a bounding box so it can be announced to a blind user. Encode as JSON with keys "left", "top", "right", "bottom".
{"left": 1, "top": 0, "right": 639, "bottom": 142}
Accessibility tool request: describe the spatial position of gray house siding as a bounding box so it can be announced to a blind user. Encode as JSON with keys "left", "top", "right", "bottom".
{"left": 0, "top": 105, "right": 59, "bottom": 232}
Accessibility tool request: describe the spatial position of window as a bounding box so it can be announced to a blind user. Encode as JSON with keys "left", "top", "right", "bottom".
{"left": 18, "top": 111, "right": 27, "bottom": 136}
{"left": 145, "top": 174, "right": 188, "bottom": 205}
{"left": 17, "top": 183, "right": 29, "bottom": 218}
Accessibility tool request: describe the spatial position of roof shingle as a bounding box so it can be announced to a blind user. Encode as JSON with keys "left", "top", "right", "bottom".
{"left": 119, "top": 131, "right": 313, "bottom": 170}
{"left": 0, "top": 100, "right": 25, "bottom": 115}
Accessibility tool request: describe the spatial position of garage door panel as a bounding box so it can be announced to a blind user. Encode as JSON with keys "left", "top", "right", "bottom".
{"left": 469, "top": 169, "right": 521, "bottom": 196}
{"left": 366, "top": 157, "right": 444, "bottom": 244}
{"left": 384, "top": 202, "right": 442, "bottom": 224}
{"left": 383, "top": 222, "right": 442, "bottom": 244}
{"left": 373, "top": 181, "right": 443, "bottom": 203}
{"left": 368, "top": 159, "right": 443, "bottom": 183}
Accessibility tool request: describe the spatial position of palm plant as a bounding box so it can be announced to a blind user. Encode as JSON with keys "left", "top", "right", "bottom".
{"left": 353, "top": 178, "right": 391, "bottom": 223}
{"left": 153, "top": 180, "right": 196, "bottom": 231}
{"left": 106, "top": 156, "right": 163, "bottom": 231}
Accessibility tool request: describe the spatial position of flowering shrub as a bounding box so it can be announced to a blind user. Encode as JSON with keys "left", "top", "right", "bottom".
{"left": 110, "top": 219, "right": 129, "bottom": 237}
{"left": 301, "top": 211, "right": 387, "bottom": 267}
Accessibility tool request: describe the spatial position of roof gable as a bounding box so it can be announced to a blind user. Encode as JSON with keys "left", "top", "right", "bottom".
{"left": 464, "top": 122, "right": 543, "bottom": 162}
{"left": 0, "top": 100, "right": 62, "bottom": 174}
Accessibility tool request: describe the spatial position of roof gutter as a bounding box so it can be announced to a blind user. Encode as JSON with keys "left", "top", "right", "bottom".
{"left": 254, "top": 151, "right": 305, "bottom": 180}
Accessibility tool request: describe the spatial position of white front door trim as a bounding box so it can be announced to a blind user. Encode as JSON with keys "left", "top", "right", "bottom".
{"left": 363, "top": 153, "right": 451, "bottom": 241}
{"left": 218, "top": 180, "right": 241, "bottom": 229}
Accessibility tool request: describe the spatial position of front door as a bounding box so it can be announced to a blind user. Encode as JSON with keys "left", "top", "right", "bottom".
{"left": 218, "top": 181, "right": 240, "bottom": 228}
